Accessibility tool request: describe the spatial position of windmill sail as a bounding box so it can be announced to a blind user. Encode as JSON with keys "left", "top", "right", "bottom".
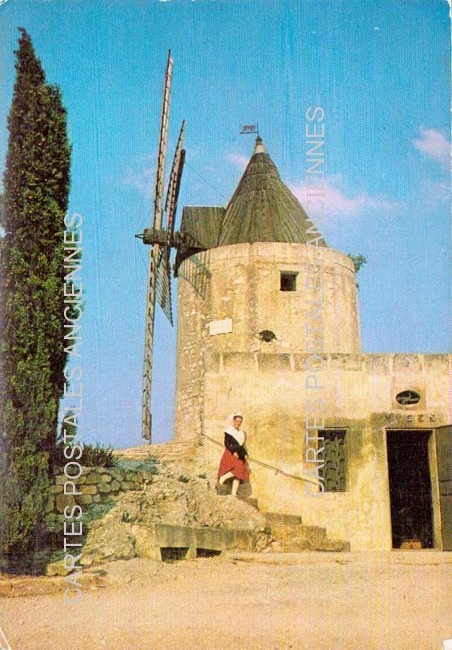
{"left": 142, "top": 50, "right": 173, "bottom": 441}
{"left": 165, "top": 120, "right": 186, "bottom": 236}
{"left": 138, "top": 54, "right": 207, "bottom": 441}
{"left": 155, "top": 251, "right": 173, "bottom": 324}
{"left": 154, "top": 119, "right": 186, "bottom": 326}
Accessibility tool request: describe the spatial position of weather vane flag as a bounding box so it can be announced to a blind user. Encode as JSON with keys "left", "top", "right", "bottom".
{"left": 240, "top": 124, "right": 259, "bottom": 135}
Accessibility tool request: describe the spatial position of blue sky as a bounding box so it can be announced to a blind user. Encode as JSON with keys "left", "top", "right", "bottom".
{"left": 0, "top": 0, "right": 450, "bottom": 447}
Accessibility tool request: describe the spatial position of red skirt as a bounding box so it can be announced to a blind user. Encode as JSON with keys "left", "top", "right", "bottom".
{"left": 217, "top": 448, "right": 250, "bottom": 482}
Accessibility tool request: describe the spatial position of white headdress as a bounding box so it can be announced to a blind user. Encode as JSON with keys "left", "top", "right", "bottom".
{"left": 224, "top": 412, "right": 245, "bottom": 446}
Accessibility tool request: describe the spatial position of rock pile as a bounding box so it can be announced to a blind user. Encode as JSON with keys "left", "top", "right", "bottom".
{"left": 80, "top": 469, "right": 270, "bottom": 566}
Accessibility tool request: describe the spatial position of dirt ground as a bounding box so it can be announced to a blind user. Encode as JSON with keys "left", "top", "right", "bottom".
{"left": 1, "top": 551, "right": 451, "bottom": 650}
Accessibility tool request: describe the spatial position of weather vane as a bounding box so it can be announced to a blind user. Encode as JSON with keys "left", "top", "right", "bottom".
{"left": 240, "top": 123, "right": 260, "bottom": 136}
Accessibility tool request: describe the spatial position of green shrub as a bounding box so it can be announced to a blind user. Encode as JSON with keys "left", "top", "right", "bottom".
{"left": 81, "top": 500, "right": 116, "bottom": 525}
{"left": 52, "top": 438, "right": 117, "bottom": 468}
{"left": 80, "top": 443, "right": 117, "bottom": 467}
{"left": 115, "top": 458, "right": 159, "bottom": 474}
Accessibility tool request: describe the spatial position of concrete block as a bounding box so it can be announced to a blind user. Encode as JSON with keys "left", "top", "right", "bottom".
{"left": 194, "top": 527, "right": 226, "bottom": 551}
{"left": 154, "top": 524, "right": 195, "bottom": 548}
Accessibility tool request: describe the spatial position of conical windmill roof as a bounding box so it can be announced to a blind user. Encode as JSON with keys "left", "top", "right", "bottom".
{"left": 217, "top": 137, "right": 327, "bottom": 247}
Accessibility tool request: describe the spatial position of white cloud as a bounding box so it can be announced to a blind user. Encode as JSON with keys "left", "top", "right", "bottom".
{"left": 122, "top": 158, "right": 155, "bottom": 197}
{"left": 225, "top": 152, "right": 249, "bottom": 172}
{"left": 413, "top": 128, "right": 450, "bottom": 171}
{"left": 418, "top": 178, "right": 451, "bottom": 210}
{"left": 287, "top": 177, "right": 400, "bottom": 220}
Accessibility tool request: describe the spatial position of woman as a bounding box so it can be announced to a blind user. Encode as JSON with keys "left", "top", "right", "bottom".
{"left": 217, "top": 412, "right": 250, "bottom": 496}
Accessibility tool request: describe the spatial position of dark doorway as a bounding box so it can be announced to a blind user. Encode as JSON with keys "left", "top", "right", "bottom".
{"left": 387, "top": 430, "right": 433, "bottom": 549}
{"left": 436, "top": 425, "right": 452, "bottom": 551}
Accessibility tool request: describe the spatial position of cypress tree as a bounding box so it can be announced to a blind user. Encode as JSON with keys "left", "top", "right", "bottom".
{"left": 0, "top": 28, "right": 71, "bottom": 571}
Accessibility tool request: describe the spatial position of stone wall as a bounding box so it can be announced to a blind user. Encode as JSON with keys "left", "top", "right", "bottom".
{"left": 197, "top": 352, "right": 451, "bottom": 551}
{"left": 48, "top": 466, "right": 155, "bottom": 515}
{"left": 175, "top": 242, "right": 361, "bottom": 442}
{"left": 173, "top": 239, "right": 450, "bottom": 551}
{"left": 174, "top": 256, "right": 210, "bottom": 442}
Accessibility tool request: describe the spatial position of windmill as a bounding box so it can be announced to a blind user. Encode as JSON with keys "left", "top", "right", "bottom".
{"left": 136, "top": 51, "right": 210, "bottom": 442}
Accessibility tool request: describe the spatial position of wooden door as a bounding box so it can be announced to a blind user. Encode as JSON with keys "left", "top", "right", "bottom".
{"left": 436, "top": 426, "right": 452, "bottom": 550}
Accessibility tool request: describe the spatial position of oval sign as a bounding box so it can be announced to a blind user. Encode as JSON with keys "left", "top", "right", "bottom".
{"left": 396, "top": 390, "right": 421, "bottom": 406}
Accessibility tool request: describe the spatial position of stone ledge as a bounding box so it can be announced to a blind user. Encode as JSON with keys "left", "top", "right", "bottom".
{"left": 131, "top": 522, "right": 258, "bottom": 561}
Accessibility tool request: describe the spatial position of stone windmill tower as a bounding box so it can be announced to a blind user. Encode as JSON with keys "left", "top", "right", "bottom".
{"left": 174, "top": 136, "right": 361, "bottom": 485}
{"left": 145, "top": 132, "right": 451, "bottom": 552}
{"left": 139, "top": 57, "right": 451, "bottom": 550}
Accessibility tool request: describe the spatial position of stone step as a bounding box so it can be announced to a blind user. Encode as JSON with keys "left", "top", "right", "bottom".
{"left": 316, "top": 538, "right": 350, "bottom": 552}
{"left": 267, "top": 523, "right": 327, "bottom": 545}
{"left": 214, "top": 482, "right": 259, "bottom": 510}
{"left": 263, "top": 511, "right": 350, "bottom": 553}
{"left": 264, "top": 513, "right": 328, "bottom": 544}
{"left": 264, "top": 512, "right": 303, "bottom": 527}
{"left": 298, "top": 525, "right": 328, "bottom": 545}
{"left": 215, "top": 481, "right": 253, "bottom": 499}
{"left": 237, "top": 497, "right": 259, "bottom": 510}
{"left": 275, "top": 535, "right": 350, "bottom": 552}
{"left": 273, "top": 537, "right": 311, "bottom": 552}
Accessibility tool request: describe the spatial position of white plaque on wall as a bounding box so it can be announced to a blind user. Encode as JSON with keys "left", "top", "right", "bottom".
{"left": 209, "top": 318, "right": 233, "bottom": 336}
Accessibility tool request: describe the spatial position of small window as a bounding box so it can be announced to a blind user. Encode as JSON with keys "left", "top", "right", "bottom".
{"left": 318, "top": 430, "right": 347, "bottom": 492}
{"left": 280, "top": 271, "right": 297, "bottom": 291}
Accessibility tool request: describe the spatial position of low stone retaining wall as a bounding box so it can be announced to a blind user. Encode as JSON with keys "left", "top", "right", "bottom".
{"left": 132, "top": 522, "right": 257, "bottom": 561}
{"left": 48, "top": 466, "right": 155, "bottom": 514}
